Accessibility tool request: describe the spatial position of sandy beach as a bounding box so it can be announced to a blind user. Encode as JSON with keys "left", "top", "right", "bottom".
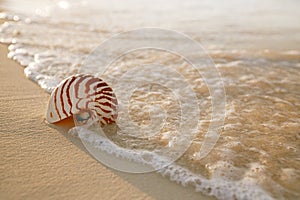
{"left": 0, "top": 17, "right": 213, "bottom": 200}
{"left": 1, "top": 0, "right": 300, "bottom": 198}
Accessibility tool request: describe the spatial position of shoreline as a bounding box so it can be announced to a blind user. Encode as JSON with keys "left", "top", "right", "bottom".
{"left": 1, "top": 0, "right": 300, "bottom": 198}
{"left": 0, "top": 19, "right": 214, "bottom": 200}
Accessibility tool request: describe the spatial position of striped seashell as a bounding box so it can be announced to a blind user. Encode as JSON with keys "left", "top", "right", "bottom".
{"left": 46, "top": 74, "right": 118, "bottom": 126}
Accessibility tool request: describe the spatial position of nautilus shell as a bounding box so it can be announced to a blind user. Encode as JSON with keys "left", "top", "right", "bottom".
{"left": 46, "top": 74, "right": 118, "bottom": 126}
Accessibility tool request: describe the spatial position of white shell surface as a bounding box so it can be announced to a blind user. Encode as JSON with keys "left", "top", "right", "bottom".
{"left": 46, "top": 74, "right": 118, "bottom": 125}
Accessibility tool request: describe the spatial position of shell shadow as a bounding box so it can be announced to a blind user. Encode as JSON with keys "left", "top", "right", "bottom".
{"left": 46, "top": 118, "right": 118, "bottom": 155}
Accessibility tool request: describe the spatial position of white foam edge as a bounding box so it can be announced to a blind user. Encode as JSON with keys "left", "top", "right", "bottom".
{"left": 70, "top": 126, "right": 273, "bottom": 200}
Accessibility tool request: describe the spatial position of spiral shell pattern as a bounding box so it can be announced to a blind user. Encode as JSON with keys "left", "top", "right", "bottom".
{"left": 46, "top": 74, "right": 118, "bottom": 125}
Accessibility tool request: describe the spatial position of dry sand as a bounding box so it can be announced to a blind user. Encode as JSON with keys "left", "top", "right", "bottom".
{"left": 0, "top": 19, "right": 213, "bottom": 200}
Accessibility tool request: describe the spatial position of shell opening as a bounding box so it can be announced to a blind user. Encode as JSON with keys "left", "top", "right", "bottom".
{"left": 74, "top": 109, "right": 94, "bottom": 126}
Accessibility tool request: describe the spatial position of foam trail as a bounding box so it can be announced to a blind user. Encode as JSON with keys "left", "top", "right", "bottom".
{"left": 75, "top": 126, "right": 273, "bottom": 200}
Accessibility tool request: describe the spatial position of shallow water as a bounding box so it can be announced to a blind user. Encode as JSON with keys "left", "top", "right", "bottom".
{"left": 0, "top": 0, "right": 299, "bottom": 199}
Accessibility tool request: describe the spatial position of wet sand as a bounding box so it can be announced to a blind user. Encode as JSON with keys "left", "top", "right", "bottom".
{"left": 0, "top": 18, "right": 213, "bottom": 200}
